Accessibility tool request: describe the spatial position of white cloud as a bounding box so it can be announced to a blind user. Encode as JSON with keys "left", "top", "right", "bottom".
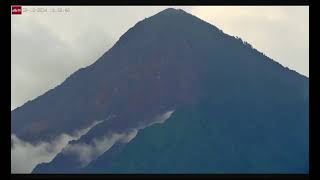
{"left": 149, "top": 110, "right": 175, "bottom": 125}
{"left": 11, "top": 8, "right": 114, "bottom": 110}
{"left": 61, "top": 110, "right": 175, "bottom": 167}
{"left": 63, "top": 129, "right": 138, "bottom": 167}
{"left": 11, "top": 120, "right": 102, "bottom": 173}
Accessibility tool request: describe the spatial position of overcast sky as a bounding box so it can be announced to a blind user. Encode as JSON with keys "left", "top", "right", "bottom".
{"left": 11, "top": 6, "right": 309, "bottom": 110}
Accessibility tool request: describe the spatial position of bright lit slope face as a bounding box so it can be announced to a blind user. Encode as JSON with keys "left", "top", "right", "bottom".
{"left": 28, "top": 8, "right": 308, "bottom": 173}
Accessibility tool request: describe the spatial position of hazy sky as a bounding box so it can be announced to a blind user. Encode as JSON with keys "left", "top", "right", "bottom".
{"left": 11, "top": 6, "right": 309, "bottom": 110}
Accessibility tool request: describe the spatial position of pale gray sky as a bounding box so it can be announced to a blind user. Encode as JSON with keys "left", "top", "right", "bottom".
{"left": 11, "top": 6, "right": 309, "bottom": 110}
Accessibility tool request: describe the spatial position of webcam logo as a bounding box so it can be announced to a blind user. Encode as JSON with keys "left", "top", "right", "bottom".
{"left": 12, "top": 6, "right": 22, "bottom": 15}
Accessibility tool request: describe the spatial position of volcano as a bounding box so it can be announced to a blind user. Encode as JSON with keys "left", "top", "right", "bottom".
{"left": 11, "top": 8, "right": 308, "bottom": 173}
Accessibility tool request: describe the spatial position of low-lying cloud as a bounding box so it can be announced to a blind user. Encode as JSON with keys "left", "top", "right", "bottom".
{"left": 63, "top": 129, "right": 138, "bottom": 167}
{"left": 11, "top": 120, "right": 102, "bottom": 173}
{"left": 152, "top": 110, "right": 175, "bottom": 125}
{"left": 62, "top": 110, "right": 175, "bottom": 167}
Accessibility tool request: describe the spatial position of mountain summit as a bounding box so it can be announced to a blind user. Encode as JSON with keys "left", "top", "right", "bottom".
{"left": 11, "top": 8, "right": 308, "bottom": 173}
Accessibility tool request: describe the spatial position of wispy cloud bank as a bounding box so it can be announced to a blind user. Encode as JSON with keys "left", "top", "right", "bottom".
{"left": 11, "top": 121, "right": 102, "bottom": 173}
{"left": 62, "top": 110, "right": 175, "bottom": 167}
{"left": 62, "top": 129, "right": 138, "bottom": 167}
{"left": 152, "top": 110, "right": 175, "bottom": 125}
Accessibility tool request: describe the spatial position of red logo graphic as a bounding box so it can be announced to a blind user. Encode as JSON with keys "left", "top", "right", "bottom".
{"left": 12, "top": 6, "right": 22, "bottom": 15}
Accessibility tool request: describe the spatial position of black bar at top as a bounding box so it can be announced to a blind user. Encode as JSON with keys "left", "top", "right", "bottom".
{"left": 10, "top": 0, "right": 310, "bottom": 6}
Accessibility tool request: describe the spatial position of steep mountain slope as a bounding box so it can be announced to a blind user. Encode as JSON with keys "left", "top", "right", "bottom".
{"left": 12, "top": 8, "right": 194, "bottom": 143}
{"left": 29, "top": 8, "right": 308, "bottom": 173}
{"left": 91, "top": 91, "right": 308, "bottom": 173}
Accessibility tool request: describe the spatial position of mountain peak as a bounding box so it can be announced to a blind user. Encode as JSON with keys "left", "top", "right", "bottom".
{"left": 151, "top": 8, "right": 192, "bottom": 19}
{"left": 114, "top": 8, "right": 220, "bottom": 47}
{"left": 157, "top": 8, "right": 185, "bottom": 14}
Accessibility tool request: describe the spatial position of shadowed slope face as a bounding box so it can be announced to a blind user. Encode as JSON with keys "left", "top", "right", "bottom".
{"left": 12, "top": 8, "right": 308, "bottom": 173}
{"left": 96, "top": 98, "right": 308, "bottom": 173}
